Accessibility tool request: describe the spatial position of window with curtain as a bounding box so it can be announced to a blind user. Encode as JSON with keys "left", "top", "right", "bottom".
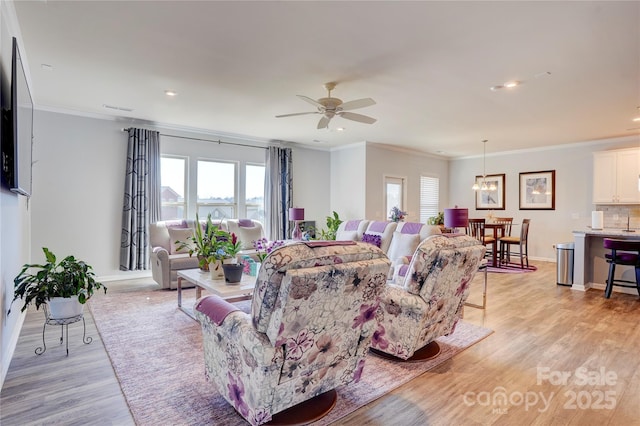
{"left": 420, "top": 175, "right": 440, "bottom": 222}
{"left": 197, "top": 160, "right": 236, "bottom": 219}
{"left": 160, "top": 156, "right": 187, "bottom": 220}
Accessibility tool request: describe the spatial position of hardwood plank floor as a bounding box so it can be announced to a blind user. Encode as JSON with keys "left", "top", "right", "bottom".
{"left": 2, "top": 262, "right": 639, "bottom": 425}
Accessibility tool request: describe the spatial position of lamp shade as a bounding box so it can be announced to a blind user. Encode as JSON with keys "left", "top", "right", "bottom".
{"left": 444, "top": 208, "right": 468, "bottom": 228}
{"left": 289, "top": 208, "right": 305, "bottom": 221}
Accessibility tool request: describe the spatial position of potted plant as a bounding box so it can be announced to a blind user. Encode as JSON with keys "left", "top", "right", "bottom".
{"left": 427, "top": 212, "right": 445, "bottom": 228}
{"left": 318, "top": 211, "right": 343, "bottom": 240}
{"left": 10, "top": 247, "right": 107, "bottom": 319}
{"left": 175, "top": 213, "right": 230, "bottom": 272}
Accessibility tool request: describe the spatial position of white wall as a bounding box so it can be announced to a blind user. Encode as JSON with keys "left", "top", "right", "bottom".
{"left": 1, "top": 0, "right": 31, "bottom": 387}
{"left": 449, "top": 136, "right": 640, "bottom": 261}
{"left": 330, "top": 143, "right": 366, "bottom": 219}
{"left": 365, "top": 143, "right": 449, "bottom": 221}
{"left": 30, "top": 111, "right": 332, "bottom": 280}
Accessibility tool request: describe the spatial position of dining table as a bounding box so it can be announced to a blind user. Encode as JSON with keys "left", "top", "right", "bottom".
{"left": 484, "top": 222, "right": 517, "bottom": 267}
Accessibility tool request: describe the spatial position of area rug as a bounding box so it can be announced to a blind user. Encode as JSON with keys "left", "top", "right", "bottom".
{"left": 88, "top": 290, "right": 492, "bottom": 425}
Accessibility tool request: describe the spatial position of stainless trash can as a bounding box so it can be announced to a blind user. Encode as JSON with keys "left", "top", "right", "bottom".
{"left": 555, "top": 242, "right": 574, "bottom": 286}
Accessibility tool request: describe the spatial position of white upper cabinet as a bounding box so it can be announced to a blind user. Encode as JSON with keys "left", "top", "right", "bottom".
{"left": 593, "top": 148, "right": 640, "bottom": 204}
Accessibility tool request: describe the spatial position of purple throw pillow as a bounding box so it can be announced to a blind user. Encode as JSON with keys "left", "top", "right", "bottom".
{"left": 238, "top": 219, "right": 254, "bottom": 228}
{"left": 361, "top": 233, "right": 382, "bottom": 248}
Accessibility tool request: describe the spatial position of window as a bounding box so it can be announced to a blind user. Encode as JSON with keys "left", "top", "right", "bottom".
{"left": 160, "top": 156, "right": 186, "bottom": 220}
{"left": 246, "top": 164, "right": 265, "bottom": 223}
{"left": 384, "top": 176, "right": 405, "bottom": 219}
{"left": 420, "top": 175, "right": 439, "bottom": 222}
{"left": 197, "top": 160, "right": 236, "bottom": 219}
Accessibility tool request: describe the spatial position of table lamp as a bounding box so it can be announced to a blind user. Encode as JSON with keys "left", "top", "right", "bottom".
{"left": 444, "top": 207, "right": 469, "bottom": 233}
{"left": 289, "top": 207, "right": 305, "bottom": 240}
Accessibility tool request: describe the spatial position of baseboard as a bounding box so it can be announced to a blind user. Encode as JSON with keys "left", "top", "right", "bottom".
{"left": 98, "top": 271, "right": 152, "bottom": 283}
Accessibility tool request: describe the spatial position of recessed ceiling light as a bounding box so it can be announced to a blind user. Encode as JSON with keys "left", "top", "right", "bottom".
{"left": 165, "top": 90, "right": 177, "bottom": 97}
{"left": 504, "top": 81, "right": 520, "bottom": 88}
{"left": 633, "top": 117, "right": 640, "bottom": 122}
{"left": 41, "top": 64, "right": 53, "bottom": 71}
{"left": 490, "top": 85, "right": 504, "bottom": 91}
{"left": 336, "top": 127, "right": 345, "bottom": 132}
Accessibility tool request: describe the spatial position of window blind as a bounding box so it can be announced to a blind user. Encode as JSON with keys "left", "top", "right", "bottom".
{"left": 420, "top": 176, "right": 439, "bottom": 223}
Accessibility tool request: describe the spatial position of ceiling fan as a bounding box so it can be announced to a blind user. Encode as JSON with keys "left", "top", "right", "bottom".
{"left": 276, "top": 82, "right": 376, "bottom": 129}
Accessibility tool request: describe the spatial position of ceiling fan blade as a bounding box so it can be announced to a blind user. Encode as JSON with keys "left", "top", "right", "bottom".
{"left": 317, "top": 115, "right": 331, "bottom": 129}
{"left": 297, "top": 95, "right": 324, "bottom": 109}
{"left": 275, "top": 112, "right": 319, "bottom": 118}
{"left": 339, "top": 111, "right": 377, "bottom": 124}
{"left": 340, "top": 98, "right": 376, "bottom": 111}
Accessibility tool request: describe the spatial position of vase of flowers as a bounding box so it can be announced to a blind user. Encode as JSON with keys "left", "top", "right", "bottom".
{"left": 252, "top": 238, "right": 285, "bottom": 263}
{"left": 389, "top": 206, "right": 407, "bottom": 223}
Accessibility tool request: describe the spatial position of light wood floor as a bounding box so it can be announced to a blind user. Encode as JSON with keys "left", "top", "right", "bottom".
{"left": 2, "top": 262, "right": 639, "bottom": 425}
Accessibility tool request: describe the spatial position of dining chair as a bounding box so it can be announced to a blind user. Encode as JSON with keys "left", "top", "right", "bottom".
{"left": 467, "top": 218, "right": 495, "bottom": 260}
{"left": 499, "top": 219, "right": 530, "bottom": 268}
{"left": 493, "top": 217, "right": 513, "bottom": 237}
{"left": 602, "top": 238, "right": 640, "bottom": 298}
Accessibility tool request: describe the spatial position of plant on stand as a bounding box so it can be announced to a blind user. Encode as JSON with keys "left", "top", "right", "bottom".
{"left": 10, "top": 247, "right": 107, "bottom": 319}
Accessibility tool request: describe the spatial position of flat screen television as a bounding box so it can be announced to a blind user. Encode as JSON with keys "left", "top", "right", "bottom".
{"left": 1, "top": 37, "right": 33, "bottom": 197}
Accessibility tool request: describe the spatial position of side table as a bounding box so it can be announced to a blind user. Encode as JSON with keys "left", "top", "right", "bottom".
{"left": 37, "top": 305, "right": 92, "bottom": 356}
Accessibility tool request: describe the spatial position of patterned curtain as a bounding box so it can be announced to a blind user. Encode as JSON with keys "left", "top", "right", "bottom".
{"left": 264, "top": 146, "right": 293, "bottom": 240}
{"left": 120, "top": 128, "right": 161, "bottom": 271}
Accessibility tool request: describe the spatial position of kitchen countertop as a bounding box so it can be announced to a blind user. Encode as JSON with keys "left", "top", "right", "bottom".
{"left": 573, "top": 228, "right": 640, "bottom": 237}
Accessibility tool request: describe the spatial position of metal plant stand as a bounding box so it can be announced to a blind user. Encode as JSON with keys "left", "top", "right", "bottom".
{"left": 36, "top": 305, "right": 92, "bottom": 356}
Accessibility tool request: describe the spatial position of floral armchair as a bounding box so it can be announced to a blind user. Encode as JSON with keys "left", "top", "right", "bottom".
{"left": 194, "top": 241, "right": 391, "bottom": 425}
{"left": 371, "top": 235, "right": 485, "bottom": 361}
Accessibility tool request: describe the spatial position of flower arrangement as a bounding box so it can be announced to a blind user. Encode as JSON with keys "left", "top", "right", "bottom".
{"left": 389, "top": 206, "right": 407, "bottom": 222}
{"left": 224, "top": 233, "right": 242, "bottom": 259}
{"left": 252, "top": 238, "right": 285, "bottom": 262}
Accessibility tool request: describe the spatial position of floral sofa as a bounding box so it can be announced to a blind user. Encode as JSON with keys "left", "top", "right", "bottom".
{"left": 149, "top": 219, "right": 264, "bottom": 289}
{"left": 194, "top": 241, "right": 391, "bottom": 425}
{"left": 370, "top": 234, "right": 486, "bottom": 360}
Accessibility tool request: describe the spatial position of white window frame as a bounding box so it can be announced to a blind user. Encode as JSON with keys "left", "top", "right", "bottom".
{"left": 160, "top": 155, "right": 188, "bottom": 220}
{"left": 384, "top": 175, "right": 406, "bottom": 219}
{"left": 245, "top": 162, "right": 266, "bottom": 222}
{"left": 196, "top": 159, "right": 238, "bottom": 219}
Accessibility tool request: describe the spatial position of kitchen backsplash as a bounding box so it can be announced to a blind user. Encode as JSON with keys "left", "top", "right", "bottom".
{"left": 595, "top": 205, "right": 640, "bottom": 229}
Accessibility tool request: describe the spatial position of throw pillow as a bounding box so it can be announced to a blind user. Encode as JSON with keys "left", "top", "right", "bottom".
{"left": 168, "top": 228, "right": 195, "bottom": 254}
{"left": 386, "top": 231, "right": 420, "bottom": 262}
{"left": 361, "top": 233, "right": 382, "bottom": 248}
{"left": 236, "top": 225, "right": 263, "bottom": 250}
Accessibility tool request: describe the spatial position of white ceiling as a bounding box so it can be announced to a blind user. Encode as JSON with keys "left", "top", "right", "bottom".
{"left": 11, "top": 1, "right": 640, "bottom": 157}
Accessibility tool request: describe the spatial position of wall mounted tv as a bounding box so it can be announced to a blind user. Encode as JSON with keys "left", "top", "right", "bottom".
{"left": 1, "top": 37, "right": 33, "bottom": 197}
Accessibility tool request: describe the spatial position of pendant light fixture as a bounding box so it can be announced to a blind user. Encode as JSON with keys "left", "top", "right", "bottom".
{"left": 472, "top": 139, "right": 497, "bottom": 191}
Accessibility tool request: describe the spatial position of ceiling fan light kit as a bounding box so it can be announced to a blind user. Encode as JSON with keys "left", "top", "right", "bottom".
{"left": 276, "top": 82, "right": 377, "bottom": 129}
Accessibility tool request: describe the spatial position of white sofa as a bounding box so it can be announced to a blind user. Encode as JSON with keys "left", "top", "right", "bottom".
{"left": 336, "top": 219, "right": 442, "bottom": 279}
{"left": 149, "top": 219, "right": 265, "bottom": 289}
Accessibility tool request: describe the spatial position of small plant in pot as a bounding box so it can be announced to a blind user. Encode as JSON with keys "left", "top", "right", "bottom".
{"left": 175, "top": 213, "right": 230, "bottom": 271}
{"left": 221, "top": 233, "right": 244, "bottom": 283}
{"left": 10, "top": 247, "right": 107, "bottom": 319}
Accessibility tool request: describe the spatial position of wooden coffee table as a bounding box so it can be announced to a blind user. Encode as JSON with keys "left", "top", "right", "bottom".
{"left": 177, "top": 269, "right": 257, "bottom": 319}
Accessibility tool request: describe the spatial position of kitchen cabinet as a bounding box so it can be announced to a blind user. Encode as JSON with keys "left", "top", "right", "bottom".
{"left": 593, "top": 148, "right": 640, "bottom": 204}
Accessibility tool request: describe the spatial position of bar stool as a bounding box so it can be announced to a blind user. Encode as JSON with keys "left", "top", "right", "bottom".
{"left": 603, "top": 238, "right": 640, "bottom": 299}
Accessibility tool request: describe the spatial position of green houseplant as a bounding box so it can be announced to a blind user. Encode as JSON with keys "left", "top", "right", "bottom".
{"left": 427, "top": 212, "right": 444, "bottom": 226}
{"left": 10, "top": 247, "right": 107, "bottom": 316}
{"left": 318, "top": 211, "right": 343, "bottom": 240}
{"left": 175, "top": 213, "right": 231, "bottom": 270}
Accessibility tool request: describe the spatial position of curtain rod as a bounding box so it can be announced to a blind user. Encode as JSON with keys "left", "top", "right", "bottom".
{"left": 121, "top": 128, "right": 269, "bottom": 150}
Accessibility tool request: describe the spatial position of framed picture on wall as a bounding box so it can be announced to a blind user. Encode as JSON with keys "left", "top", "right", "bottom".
{"left": 475, "top": 173, "right": 505, "bottom": 210}
{"left": 519, "top": 170, "right": 555, "bottom": 210}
